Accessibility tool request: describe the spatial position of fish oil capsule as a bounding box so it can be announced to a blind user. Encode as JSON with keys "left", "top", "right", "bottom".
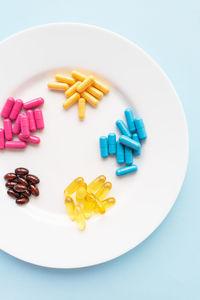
{"left": 55, "top": 74, "right": 75, "bottom": 85}
{"left": 124, "top": 108, "right": 136, "bottom": 133}
{"left": 20, "top": 114, "right": 30, "bottom": 138}
{"left": 116, "top": 140, "right": 124, "bottom": 164}
{"left": 81, "top": 91, "right": 99, "bottom": 107}
{"left": 9, "top": 99, "right": 23, "bottom": 121}
{"left": 87, "top": 175, "right": 106, "bottom": 194}
{"left": 12, "top": 113, "right": 22, "bottom": 135}
{"left": 125, "top": 147, "right": 133, "bottom": 165}
{"left": 0, "top": 128, "right": 5, "bottom": 150}
{"left": 1, "top": 97, "right": 15, "bottom": 118}
{"left": 76, "top": 182, "right": 87, "bottom": 203}
{"left": 48, "top": 82, "right": 69, "bottom": 91}
{"left": 75, "top": 205, "right": 86, "bottom": 231}
{"left": 116, "top": 165, "right": 138, "bottom": 176}
{"left": 63, "top": 92, "right": 80, "bottom": 109}
{"left": 134, "top": 118, "right": 147, "bottom": 140}
{"left": 3, "top": 119, "right": 13, "bottom": 141}
{"left": 26, "top": 110, "right": 36, "bottom": 132}
{"left": 102, "top": 197, "right": 116, "bottom": 209}
{"left": 77, "top": 75, "right": 94, "bottom": 93}
{"left": 34, "top": 108, "right": 44, "bottom": 130}
{"left": 89, "top": 193, "right": 105, "bottom": 214}
{"left": 83, "top": 194, "right": 96, "bottom": 219}
{"left": 86, "top": 86, "right": 103, "bottom": 99}
{"left": 65, "top": 196, "right": 75, "bottom": 221}
{"left": 78, "top": 98, "right": 86, "bottom": 120}
{"left": 95, "top": 181, "right": 112, "bottom": 201}
{"left": 116, "top": 120, "right": 131, "bottom": 138}
{"left": 64, "top": 177, "right": 84, "bottom": 196}
{"left": 108, "top": 133, "right": 116, "bottom": 155}
{"left": 65, "top": 81, "right": 81, "bottom": 98}
{"left": 132, "top": 133, "right": 141, "bottom": 156}
{"left": 119, "top": 135, "right": 141, "bottom": 151}
{"left": 99, "top": 136, "right": 108, "bottom": 158}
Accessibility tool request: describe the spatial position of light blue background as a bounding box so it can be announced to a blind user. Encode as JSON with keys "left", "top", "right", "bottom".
{"left": 0, "top": 0, "right": 199, "bottom": 299}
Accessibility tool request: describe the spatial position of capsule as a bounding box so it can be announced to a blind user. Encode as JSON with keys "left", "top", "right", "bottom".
{"left": 89, "top": 193, "right": 105, "bottom": 214}
{"left": 12, "top": 113, "right": 22, "bottom": 135}
{"left": 9, "top": 99, "right": 23, "bottom": 121}
{"left": 3, "top": 119, "right": 13, "bottom": 141}
{"left": 16, "top": 197, "right": 29, "bottom": 205}
{"left": 134, "top": 118, "right": 147, "bottom": 140}
{"left": 86, "top": 86, "right": 103, "bottom": 99}
{"left": 78, "top": 98, "right": 86, "bottom": 120}
{"left": 5, "top": 141, "right": 27, "bottom": 149}
{"left": 0, "top": 128, "right": 5, "bottom": 150}
{"left": 65, "top": 196, "right": 75, "bottom": 221}
{"left": 18, "top": 133, "right": 40, "bottom": 144}
{"left": 23, "top": 97, "right": 44, "bottom": 110}
{"left": 124, "top": 108, "right": 135, "bottom": 133}
{"left": 132, "top": 133, "right": 141, "bottom": 156}
{"left": 81, "top": 91, "right": 99, "bottom": 107}
{"left": 29, "top": 184, "right": 39, "bottom": 196}
{"left": 116, "top": 165, "right": 138, "bottom": 176}
{"left": 4, "top": 172, "right": 17, "bottom": 180}
{"left": 125, "top": 147, "right": 133, "bottom": 165}
{"left": 95, "top": 181, "right": 112, "bottom": 201}
{"left": 74, "top": 205, "right": 86, "bottom": 231}
{"left": 76, "top": 182, "right": 87, "bottom": 203}
{"left": 65, "top": 81, "right": 81, "bottom": 98}
{"left": 71, "top": 70, "right": 87, "bottom": 81}
{"left": 26, "top": 174, "right": 40, "bottom": 184}
{"left": 63, "top": 92, "right": 80, "bottom": 109}
{"left": 119, "top": 135, "right": 141, "bottom": 151}
{"left": 87, "top": 175, "right": 106, "bottom": 194}
{"left": 1, "top": 97, "right": 15, "bottom": 118}
{"left": 20, "top": 114, "right": 30, "bottom": 138}
{"left": 99, "top": 136, "right": 108, "bottom": 158}
{"left": 15, "top": 167, "right": 29, "bottom": 175}
{"left": 83, "top": 194, "right": 95, "bottom": 219}
{"left": 48, "top": 82, "right": 69, "bottom": 91}
{"left": 116, "top": 120, "right": 131, "bottom": 137}
{"left": 7, "top": 189, "right": 20, "bottom": 198}
{"left": 55, "top": 74, "right": 75, "bottom": 85}
{"left": 34, "top": 108, "right": 44, "bottom": 130}
{"left": 77, "top": 75, "right": 94, "bottom": 93}
{"left": 116, "top": 140, "right": 124, "bottom": 164}
{"left": 102, "top": 197, "right": 116, "bottom": 210}
{"left": 108, "top": 133, "right": 116, "bottom": 155}
{"left": 26, "top": 110, "right": 36, "bottom": 132}
{"left": 64, "top": 177, "right": 84, "bottom": 196}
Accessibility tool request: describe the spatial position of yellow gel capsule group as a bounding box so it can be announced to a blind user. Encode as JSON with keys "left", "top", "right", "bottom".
{"left": 48, "top": 82, "right": 69, "bottom": 91}
{"left": 64, "top": 177, "right": 84, "bottom": 196}
{"left": 87, "top": 175, "right": 106, "bottom": 194}
{"left": 75, "top": 205, "right": 86, "bottom": 231}
{"left": 65, "top": 196, "right": 75, "bottom": 221}
{"left": 95, "top": 182, "right": 112, "bottom": 200}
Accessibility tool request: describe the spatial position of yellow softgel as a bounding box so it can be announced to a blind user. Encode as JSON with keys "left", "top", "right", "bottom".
{"left": 65, "top": 196, "right": 75, "bottom": 221}
{"left": 75, "top": 205, "right": 86, "bottom": 231}
{"left": 78, "top": 98, "right": 86, "bottom": 120}
{"left": 55, "top": 74, "right": 75, "bottom": 85}
{"left": 95, "top": 181, "right": 112, "bottom": 200}
{"left": 102, "top": 197, "right": 116, "bottom": 210}
{"left": 63, "top": 92, "right": 80, "bottom": 109}
{"left": 87, "top": 175, "right": 106, "bottom": 194}
{"left": 48, "top": 82, "right": 69, "bottom": 91}
{"left": 83, "top": 193, "right": 96, "bottom": 219}
{"left": 76, "top": 182, "right": 87, "bottom": 203}
{"left": 64, "top": 177, "right": 84, "bottom": 196}
{"left": 65, "top": 81, "right": 81, "bottom": 98}
{"left": 77, "top": 75, "right": 94, "bottom": 93}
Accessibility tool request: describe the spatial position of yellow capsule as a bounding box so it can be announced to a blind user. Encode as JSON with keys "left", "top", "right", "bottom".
{"left": 87, "top": 175, "right": 106, "bottom": 194}
{"left": 65, "top": 196, "right": 75, "bottom": 221}
{"left": 93, "top": 79, "right": 110, "bottom": 94}
{"left": 102, "top": 197, "right": 116, "bottom": 210}
{"left": 83, "top": 193, "right": 96, "bottom": 219}
{"left": 71, "top": 70, "right": 86, "bottom": 81}
{"left": 86, "top": 86, "right": 103, "bottom": 99}
{"left": 95, "top": 182, "right": 112, "bottom": 200}
{"left": 55, "top": 74, "right": 75, "bottom": 85}
{"left": 76, "top": 182, "right": 87, "bottom": 203}
{"left": 78, "top": 98, "right": 86, "bottom": 120}
{"left": 65, "top": 81, "right": 81, "bottom": 98}
{"left": 81, "top": 91, "right": 99, "bottom": 107}
{"left": 63, "top": 92, "right": 80, "bottom": 109}
{"left": 75, "top": 205, "right": 86, "bottom": 231}
{"left": 77, "top": 75, "right": 94, "bottom": 93}
{"left": 64, "top": 177, "right": 84, "bottom": 196}
{"left": 48, "top": 82, "right": 69, "bottom": 91}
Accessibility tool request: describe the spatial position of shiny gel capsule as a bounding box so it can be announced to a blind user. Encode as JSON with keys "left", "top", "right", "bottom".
{"left": 99, "top": 136, "right": 108, "bottom": 158}
{"left": 116, "top": 140, "right": 124, "bottom": 164}
{"left": 116, "top": 120, "right": 131, "bottom": 137}
{"left": 108, "top": 133, "right": 116, "bottom": 155}
{"left": 9, "top": 99, "right": 23, "bottom": 121}
{"left": 1, "top": 97, "right": 15, "bottom": 118}
{"left": 124, "top": 108, "right": 136, "bottom": 133}
{"left": 132, "top": 133, "right": 141, "bottom": 156}
{"left": 20, "top": 114, "right": 30, "bottom": 138}
{"left": 34, "top": 108, "right": 44, "bottom": 130}
{"left": 3, "top": 119, "right": 13, "bottom": 141}
{"left": 119, "top": 135, "right": 141, "bottom": 151}
{"left": 116, "top": 165, "right": 138, "bottom": 176}
{"left": 23, "top": 97, "right": 44, "bottom": 110}
{"left": 26, "top": 110, "right": 36, "bottom": 132}
{"left": 125, "top": 147, "right": 133, "bottom": 165}
{"left": 134, "top": 118, "right": 147, "bottom": 140}
{"left": 0, "top": 129, "right": 5, "bottom": 150}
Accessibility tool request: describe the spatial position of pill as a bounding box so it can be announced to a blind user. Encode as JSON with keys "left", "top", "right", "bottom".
{"left": 65, "top": 196, "right": 75, "bottom": 221}
{"left": 88, "top": 193, "right": 105, "bottom": 214}
{"left": 3, "top": 119, "right": 13, "bottom": 141}
{"left": 15, "top": 168, "right": 29, "bottom": 175}
{"left": 87, "top": 175, "right": 106, "bottom": 194}
{"left": 64, "top": 177, "right": 84, "bottom": 196}
{"left": 4, "top": 172, "right": 17, "bottom": 180}
{"left": 22, "top": 189, "right": 31, "bottom": 198}
{"left": 26, "top": 110, "right": 36, "bottom": 132}
{"left": 18, "top": 177, "right": 28, "bottom": 186}
{"left": 20, "top": 114, "right": 30, "bottom": 138}
{"left": 81, "top": 91, "right": 99, "bottom": 107}
{"left": 74, "top": 205, "right": 86, "bottom": 231}
{"left": 119, "top": 135, "right": 141, "bottom": 151}
{"left": 55, "top": 74, "right": 75, "bottom": 85}
{"left": 102, "top": 197, "right": 116, "bottom": 210}
{"left": 83, "top": 194, "right": 95, "bottom": 219}
{"left": 16, "top": 197, "right": 29, "bottom": 205}
{"left": 1, "top": 97, "right": 15, "bottom": 118}
{"left": 76, "top": 182, "right": 87, "bottom": 203}
{"left": 7, "top": 188, "right": 20, "bottom": 198}
{"left": 12, "top": 113, "right": 22, "bottom": 135}
{"left": 13, "top": 184, "right": 27, "bottom": 193}
{"left": 48, "top": 82, "right": 69, "bottom": 91}
{"left": 125, "top": 147, "right": 133, "bottom": 165}
{"left": 116, "top": 120, "right": 131, "bottom": 137}
{"left": 6, "top": 181, "right": 17, "bottom": 188}
{"left": 134, "top": 118, "right": 147, "bottom": 140}
{"left": 18, "top": 133, "right": 40, "bottom": 144}
{"left": 0, "top": 128, "right": 5, "bottom": 150}
{"left": 108, "top": 133, "right": 116, "bottom": 155}
{"left": 23, "top": 97, "right": 44, "bottom": 110}
{"left": 29, "top": 184, "right": 39, "bottom": 196}
{"left": 71, "top": 70, "right": 86, "bottom": 81}
{"left": 9, "top": 99, "right": 23, "bottom": 121}
{"left": 65, "top": 81, "right": 81, "bottom": 98}
{"left": 78, "top": 98, "right": 86, "bottom": 120}
{"left": 5, "top": 141, "right": 27, "bottom": 149}
{"left": 116, "top": 140, "right": 124, "bottom": 164}
{"left": 132, "top": 133, "right": 141, "bottom": 156}
{"left": 77, "top": 75, "right": 94, "bottom": 93}
{"left": 26, "top": 174, "right": 40, "bottom": 184}
{"left": 116, "top": 165, "right": 138, "bottom": 176}
{"left": 86, "top": 86, "right": 103, "bottom": 99}
{"left": 95, "top": 181, "right": 112, "bottom": 201}
{"left": 124, "top": 108, "right": 135, "bottom": 133}
{"left": 63, "top": 92, "right": 80, "bottom": 109}
{"left": 99, "top": 136, "right": 108, "bottom": 158}
{"left": 34, "top": 108, "right": 44, "bottom": 130}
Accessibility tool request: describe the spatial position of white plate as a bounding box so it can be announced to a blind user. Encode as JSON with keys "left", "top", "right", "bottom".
{"left": 0, "top": 23, "right": 188, "bottom": 268}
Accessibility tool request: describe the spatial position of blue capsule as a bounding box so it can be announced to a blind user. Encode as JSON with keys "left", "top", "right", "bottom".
{"left": 99, "top": 136, "right": 108, "bottom": 158}
{"left": 116, "top": 140, "right": 125, "bottom": 164}
{"left": 119, "top": 135, "right": 141, "bottom": 151}
{"left": 116, "top": 165, "right": 138, "bottom": 176}
{"left": 132, "top": 133, "right": 141, "bottom": 156}
{"left": 116, "top": 120, "right": 131, "bottom": 138}
{"left": 108, "top": 133, "right": 116, "bottom": 155}
{"left": 125, "top": 147, "right": 133, "bottom": 165}
{"left": 124, "top": 108, "right": 136, "bottom": 133}
{"left": 134, "top": 118, "right": 147, "bottom": 140}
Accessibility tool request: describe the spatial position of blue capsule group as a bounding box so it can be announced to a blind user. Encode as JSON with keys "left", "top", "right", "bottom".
{"left": 99, "top": 107, "right": 147, "bottom": 176}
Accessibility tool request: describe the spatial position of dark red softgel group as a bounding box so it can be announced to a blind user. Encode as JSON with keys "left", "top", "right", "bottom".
{"left": 4, "top": 167, "right": 40, "bottom": 205}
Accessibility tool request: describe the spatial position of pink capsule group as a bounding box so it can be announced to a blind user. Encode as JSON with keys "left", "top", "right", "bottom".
{"left": 0, "top": 97, "right": 45, "bottom": 150}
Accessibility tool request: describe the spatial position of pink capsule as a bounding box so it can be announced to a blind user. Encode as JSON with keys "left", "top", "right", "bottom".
{"left": 12, "top": 113, "right": 22, "bottom": 135}
{"left": 23, "top": 97, "right": 44, "bottom": 110}
{"left": 1, "top": 97, "right": 15, "bottom": 118}
{"left": 20, "top": 114, "right": 30, "bottom": 138}
{"left": 5, "top": 141, "right": 27, "bottom": 149}
{"left": 3, "top": 119, "right": 13, "bottom": 141}
{"left": 9, "top": 99, "right": 23, "bottom": 121}
{"left": 26, "top": 110, "right": 36, "bottom": 132}
{"left": 18, "top": 133, "right": 40, "bottom": 144}
{"left": 0, "top": 128, "right": 5, "bottom": 150}
{"left": 34, "top": 108, "right": 44, "bottom": 130}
